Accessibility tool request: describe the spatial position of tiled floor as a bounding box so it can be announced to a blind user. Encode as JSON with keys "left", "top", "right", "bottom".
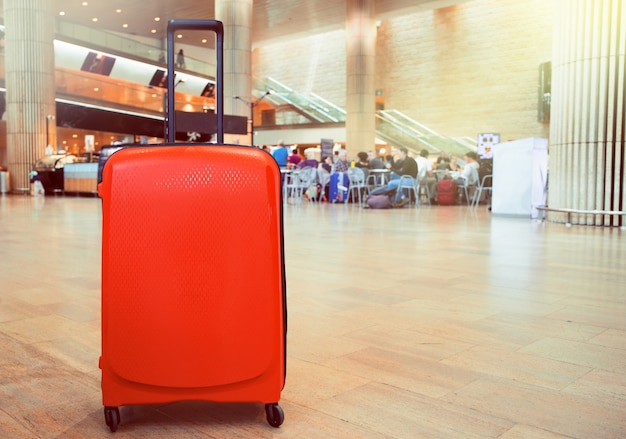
{"left": 0, "top": 194, "right": 625, "bottom": 438}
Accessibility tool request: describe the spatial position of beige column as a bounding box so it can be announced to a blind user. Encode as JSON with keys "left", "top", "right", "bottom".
{"left": 345, "top": 0, "right": 377, "bottom": 158}
{"left": 4, "top": 0, "right": 56, "bottom": 193}
{"left": 549, "top": 0, "right": 625, "bottom": 225}
{"left": 215, "top": 0, "right": 253, "bottom": 145}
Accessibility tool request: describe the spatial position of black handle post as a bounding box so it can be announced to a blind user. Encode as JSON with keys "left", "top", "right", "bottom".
{"left": 166, "top": 19, "right": 224, "bottom": 144}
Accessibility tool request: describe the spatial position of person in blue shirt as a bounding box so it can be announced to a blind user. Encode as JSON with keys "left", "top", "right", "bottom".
{"left": 272, "top": 141, "right": 288, "bottom": 167}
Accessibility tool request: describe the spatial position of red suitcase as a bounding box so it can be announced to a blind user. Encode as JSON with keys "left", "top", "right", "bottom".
{"left": 98, "top": 20, "right": 286, "bottom": 433}
{"left": 437, "top": 178, "right": 457, "bottom": 205}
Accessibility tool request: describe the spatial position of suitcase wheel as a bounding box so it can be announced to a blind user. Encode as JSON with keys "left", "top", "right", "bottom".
{"left": 104, "top": 406, "right": 120, "bottom": 432}
{"left": 264, "top": 403, "right": 284, "bottom": 428}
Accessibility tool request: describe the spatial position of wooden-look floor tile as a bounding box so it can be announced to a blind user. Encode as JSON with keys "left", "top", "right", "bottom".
{"left": 441, "top": 376, "right": 626, "bottom": 438}
{"left": 0, "top": 314, "right": 96, "bottom": 344}
{"left": 519, "top": 337, "right": 626, "bottom": 373}
{"left": 325, "top": 346, "right": 481, "bottom": 398}
{"left": 588, "top": 329, "right": 626, "bottom": 350}
{"left": 441, "top": 344, "right": 591, "bottom": 390}
{"left": 311, "top": 381, "right": 514, "bottom": 438}
{"left": 281, "top": 357, "right": 371, "bottom": 406}
{"left": 1, "top": 195, "right": 625, "bottom": 437}
{"left": 563, "top": 368, "right": 626, "bottom": 411}
{"left": 498, "top": 424, "right": 573, "bottom": 438}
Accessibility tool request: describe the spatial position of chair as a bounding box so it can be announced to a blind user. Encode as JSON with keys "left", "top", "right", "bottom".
{"left": 316, "top": 167, "right": 331, "bottom": 202}
{"left": 455, "top": 175, "right": 471, "bottom": 205}
{"left": 283, "top": 166, "right": 316, "bottom": 204}
{"left": 347, "top": 167, "right": 370, "bottom": 205}
{"left": 456, "top": 166, "right": 479, "bottom": 205}
{"left": 397, "top": 175, "right": 419, "bottom": 207}
{"left": 471, "top": 174, "right": 492, "bottom": 208}
{"left": 414, "top": 166, "right": 433, "bottom": 206}
{"left": 417, "top": 180, "right": 431, "bottom": 206}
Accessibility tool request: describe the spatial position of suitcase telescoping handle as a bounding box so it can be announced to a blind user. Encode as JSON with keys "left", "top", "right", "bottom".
{"left": 166, "top": 19, "right": 224, "bottom": 144}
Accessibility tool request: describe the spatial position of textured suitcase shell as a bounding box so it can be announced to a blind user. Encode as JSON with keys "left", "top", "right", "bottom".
{"left": 99, "top": 145, "right": 286, "bottom": 406}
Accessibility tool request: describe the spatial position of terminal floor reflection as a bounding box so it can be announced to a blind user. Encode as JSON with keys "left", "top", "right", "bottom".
{"left": 0, "top": 195, "right": 625, "bottom": 438}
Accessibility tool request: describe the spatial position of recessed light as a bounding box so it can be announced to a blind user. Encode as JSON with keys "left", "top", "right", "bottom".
{"left": 201, "top": 39, "right": 207, "bottom": 43}
{"left": 59, "top": 11, "right": 65, "bottom": 16}
{"left": 93, "top": 88, "right": 99, "bottom": 92}
{"left": 122, "top": 24, "right": 128, "bottom": 28}
{"left": 154, "top": 17, "right": 161, "bottom": 22}
{"left": 82, "top": 2, "right": 88, "bottom": 6}
{"left": 151, "top": 29, "right": 157, "bottom": 34}
{"left": 115, "top": 9, "right": 122, "bottom": 13}
{"left": 92, "top": 17, "right": 98, "bottom": 22}
{"left": 177, "top": 34, "right": 183, "bottom": 39}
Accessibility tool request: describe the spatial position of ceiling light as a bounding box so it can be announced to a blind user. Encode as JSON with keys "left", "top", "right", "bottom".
{"left": 59, "top": 11, "right": 65, "bottom": 16}
{"left": 201, "top": 39, "right": 207, "bottom": 44}
{"left": 122, "top": 24, "right": 128, "bottom": 28}
{"left": 115, "top": 9, "right": 122, "bottom": 13}
{"left": 177, "top": 34, "right": 183, "bottom": 39}
{"left": 154, "top": 17, "right": 161, "bottom": 22}
{"left": 82, "top": 2, "right": 88, "bottom": 6}
{"left": 92, "top": 18, "right": 98, "bottom": 22}
{"left": 93, "top": 88, "right": 99, "bottom": 92}
{"left": 151, "top": 29, "right": 157, "bottom": 34}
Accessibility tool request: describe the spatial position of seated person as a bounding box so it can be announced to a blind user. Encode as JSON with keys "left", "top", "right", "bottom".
{"left": 272, "top": 141, "right": 288, "bottom": 167}
{"left": 355, "top": 151, "right": 370, "bottom": 181}
{"left": 456, "top": 151, "right": 480, "bottom": 186}
{"left": 318, "top": 156, "right": 333, "bottom": 197}
{"left": 298, "top": 149, "right": 319, "bottom": 169}
{"left": 288, "top": 147, "right": 302, "bottom": 168}
{"left": 320, "top": 155, "right": 333, "bottom": 174}
{"left": 334, "top": 149, "right": 350, "bottom": 173}
{"left": 448, "top": 153, "right": 460, "bottom": 172}
{"left": 436, "top": 151, "right": 450, "bottom": 170}
{"left": 355, "top": 151, "right": 369, "bottom": 168}
{"left": 368, "top": 151, "right": 385, "bottom": 169}
{"left": 385, "top": 147, "right": 418, "bottom": 202}
{"left": 415, "top": 149, "right": 438, "bottom": 204}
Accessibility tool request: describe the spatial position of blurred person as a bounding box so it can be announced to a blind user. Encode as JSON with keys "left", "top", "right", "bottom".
{"left": 368, "top": 151, "right": 385, "bottom": 169}
{"left": 384, "top": 147, "right": 418, "bottom": 204}
{"left": 298, "top": 149, "right": 319, "bottom": 169}
{"left": 334, "top": 149, "right": 350, "bottom": 173}
{"left": 415, "top": 149, "right": 438, "bottom": 204}
{"left": 436, "top": 151, "right": 451, "bottom": 170}
{"left": 272, "top": 140, "right": 289, "bottom": 167}
{"left": 456, "top": 151, "right": 480, "bottom": 186}
{"left": 176, "top": 49, "right": 186, "bottom": 68}
{"left": 449, "top": 153, "right": 460, "bottom": 172}
{"left": 288, "top": 147, "right": 302, "bottom": 168}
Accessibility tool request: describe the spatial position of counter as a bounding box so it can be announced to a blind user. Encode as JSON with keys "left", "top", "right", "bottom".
{"left": 63, "top": 162, "right": 99, "bottom": 194}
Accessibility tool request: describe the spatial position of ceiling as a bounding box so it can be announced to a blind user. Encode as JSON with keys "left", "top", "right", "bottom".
{"left": 37, "top": 0, "right": 469, "bottom": 47}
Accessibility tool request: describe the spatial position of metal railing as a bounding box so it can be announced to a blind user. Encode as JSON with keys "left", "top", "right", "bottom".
{"left": 376, "top": 110, "right": 477, "bottom": 156}
{"left": 55, "top": 19, "right": 216, "bottom": 78}
{"left": 254, "top": 77, "right": 346, "bottom": 124}
{"left": 536, "top": 205, "right": 626, "bottom": 228}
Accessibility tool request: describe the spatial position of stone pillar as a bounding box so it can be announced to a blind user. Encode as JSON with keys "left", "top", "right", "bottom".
{"left": 215, "top": 0, "right": 253, "bottom": 145}
{"left": 549, "top": 0, "right": 625, "bottom": 225}
{"left": 345, "top": 0, "right": 377, "bottom": 158}
{"left": 4, "top": 0, "right": 56, "bottom": 192}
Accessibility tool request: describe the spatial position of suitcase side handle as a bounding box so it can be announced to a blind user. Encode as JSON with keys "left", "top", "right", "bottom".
{"left": 166, "top": 19, "right": 224, "bottom": 144}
